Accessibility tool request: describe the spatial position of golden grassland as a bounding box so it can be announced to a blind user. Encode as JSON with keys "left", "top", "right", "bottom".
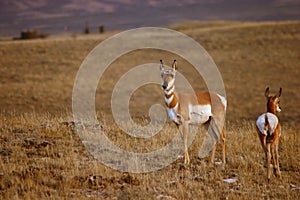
{"left": 0, "top": 21, "right": 300, "bottom": 199}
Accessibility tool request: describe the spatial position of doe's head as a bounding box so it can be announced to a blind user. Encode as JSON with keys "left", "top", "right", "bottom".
{"left": 265, "top": 87, "right": 282, "bottom": 113}
{"left": 160, "top": 59, "right": 177, "bottom": 90}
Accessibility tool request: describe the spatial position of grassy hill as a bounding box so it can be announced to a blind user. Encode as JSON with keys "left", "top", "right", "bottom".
{"left": 0, "top": 21, "right": 300, "bottom": 199}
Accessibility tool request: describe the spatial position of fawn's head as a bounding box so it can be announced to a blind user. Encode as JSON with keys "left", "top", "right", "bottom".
{"left": 160, "top": 59, "right": 177, "bottom": 90}
{"left": 265, "top": 87, "right": 282, "bottom": 114}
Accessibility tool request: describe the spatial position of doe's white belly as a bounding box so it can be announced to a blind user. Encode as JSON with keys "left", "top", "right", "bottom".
{"left": 188, "top": 104, "right": 212, "bottom": 124}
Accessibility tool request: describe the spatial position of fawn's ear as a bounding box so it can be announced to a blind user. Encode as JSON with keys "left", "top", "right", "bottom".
{"left": 277, "top": 88, "right": 282, "bottom": 98}
{"left": 172, "top": 59, "right": 177, "bottom": 71}
{"left": 265, "top": 87, "right": 270, "bottom": 98}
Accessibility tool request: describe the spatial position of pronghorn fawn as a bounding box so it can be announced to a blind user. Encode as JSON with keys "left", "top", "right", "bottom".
{"left": 256, "top": 87, "right": 282, "bottom": 182}
{"left": 159, "top": 59, "right": 226, "bottom": 165}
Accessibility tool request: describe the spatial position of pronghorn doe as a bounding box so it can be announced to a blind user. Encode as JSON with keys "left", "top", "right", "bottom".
{"left": 256, "top": 87, "right": 282, "bottom": 182}
{"left": 159, "top": 60, "right": 226, "bottom": 165}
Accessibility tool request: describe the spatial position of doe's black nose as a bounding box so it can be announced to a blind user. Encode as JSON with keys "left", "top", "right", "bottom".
{"left": 162, "top": 84, "right": 167, "bottom": 90}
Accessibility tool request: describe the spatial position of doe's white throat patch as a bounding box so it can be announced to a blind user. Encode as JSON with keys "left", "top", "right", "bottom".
{"left": 164, "top": 86, "right": 174, "bottom": 95}
{"left": 166, "top": 103, "right": 179, "bottom": 123}
{"left": 164, "top": 95, "right": 174, "bottom": 105}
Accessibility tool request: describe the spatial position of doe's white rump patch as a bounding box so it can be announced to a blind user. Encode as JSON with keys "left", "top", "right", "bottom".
{"left": 256, "top": 112, "right": 278, "bottom": 136}
{"left": 217, "top": 94, "right": 227, "bottom": 110}
{"left": 188, "top": 104, "right": 211, "bottom": 124}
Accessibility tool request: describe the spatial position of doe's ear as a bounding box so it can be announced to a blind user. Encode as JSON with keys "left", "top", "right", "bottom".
{"left": 160, "top": 59, "right": 164, "bottom": 71}
{"left": 277, "top": 87, "right": 282, "bottom": 98}
{"left": 172, "top": 59, "right": 177, "bottom": 71}
{"left": 265, "top": 87, "right": 270, "bottom": 98}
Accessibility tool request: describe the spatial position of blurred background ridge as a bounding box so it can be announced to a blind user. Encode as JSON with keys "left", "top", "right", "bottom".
{"left": 1, "top": 0, "right": 300, "bottom": 37}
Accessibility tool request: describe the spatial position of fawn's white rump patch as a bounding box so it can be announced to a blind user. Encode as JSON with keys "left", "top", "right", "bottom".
{"left": 256, "top": 112, "right": 278, "bottom": 136}
{"left": 188, "top": 104, "right": 212, "bottom": 124}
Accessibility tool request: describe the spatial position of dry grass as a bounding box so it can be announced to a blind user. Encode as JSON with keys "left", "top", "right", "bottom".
{"left": 0, "top": 21, "right": 300, "bottom": 199}
{"left": 1, "top": 114, "right": 299, "bottom": 199}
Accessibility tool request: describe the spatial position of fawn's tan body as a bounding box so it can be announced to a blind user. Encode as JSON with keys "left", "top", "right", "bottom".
{"left": 256, "top": 87, "right": 282, "bottom": 182}
{"left": 160, "top": 60, "right": 226, "bottom": 165}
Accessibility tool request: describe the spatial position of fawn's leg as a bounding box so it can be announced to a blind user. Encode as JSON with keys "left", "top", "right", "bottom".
{"left": 266, "top": 143, "right": 272, "bottom": 182}
{"left": 275, "top": 140, "right": 281, "bottom": 178}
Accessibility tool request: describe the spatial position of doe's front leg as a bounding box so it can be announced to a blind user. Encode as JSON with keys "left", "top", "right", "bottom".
{"left": 183, "top": 122, "right": 190, "bottom": 165}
